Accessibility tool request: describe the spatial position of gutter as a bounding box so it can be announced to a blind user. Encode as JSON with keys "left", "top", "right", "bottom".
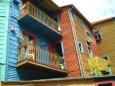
{"left": 68, "top": 8, "right": 84, "bottom": 77}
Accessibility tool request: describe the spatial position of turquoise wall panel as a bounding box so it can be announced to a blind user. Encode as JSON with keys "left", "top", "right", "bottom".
{"left": 0, "top": 64, "right": 6, "bottom": 81}
{"left": 0, "top": 2, "right": 9, "bottom": 64}
{"left": 0, "top": 2, "right": 9, "bottom": 81}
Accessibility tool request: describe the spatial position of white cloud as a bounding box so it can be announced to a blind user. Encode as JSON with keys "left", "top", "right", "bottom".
{"left": 53, "top": 0, "right": 115, "bottom": 22}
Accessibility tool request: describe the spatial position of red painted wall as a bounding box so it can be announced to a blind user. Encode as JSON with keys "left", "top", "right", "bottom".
{"left": 90, "top": 39, "right": 101, "bottom": 57}
{"left": 59, "top": 7, "right": 81, "bottom": 77}
{"left": 48, "top": 43, "right": 56, "bottom": 68}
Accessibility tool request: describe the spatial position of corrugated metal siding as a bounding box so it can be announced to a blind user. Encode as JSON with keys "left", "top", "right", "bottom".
{"left": 71, "top": 11, "right": 101, "bottom": 76}
{"left": 59, "top": 8, "right": 81, "bottom": 77}
{"left": 0, "top": 3, "right": 9, "bottom": 64}
{"left": 0, "top": 64, "right": 6, "bottom": 81}
{"left": 0, "top": 2, "right": 9, "bottom": 81}
{"left": 5, "top": 0, "right": 59, "bottom": 81}
{"left": 90, "top": 42, "right": 100, "bottom": 57}
{"left": 6, "top": 0, "right": 22, "bottom": 81}
{"left": 6, "top": 66, "right": 20, "bottom": 81}
{"left": 37, "top": 37, "right": 51, "bottom": 66}
{"left": 72, "top": 14, "right": 92, "bottom": 77}
{"left": 93, "top": 20, "right": 115, "bottom": 74}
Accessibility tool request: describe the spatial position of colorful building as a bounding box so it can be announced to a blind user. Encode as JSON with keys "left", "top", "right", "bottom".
{"left": 0, "top": 0, "right": 67, "bottom": 81}
{"left": 0, "top": 76, "right": 115, "bottom": 86}
{"left": 59, "top": 5, "right": 110, "bottom": 77}
{"left": 0, "top": 0, "right": 114, "bottom": 83}
{"left": 92, "top": 17, "right": 115, "bottom": 75}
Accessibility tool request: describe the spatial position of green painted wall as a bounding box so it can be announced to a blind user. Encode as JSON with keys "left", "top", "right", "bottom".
{"left": 0, "top": 1, "right": 9, "bottom": 81}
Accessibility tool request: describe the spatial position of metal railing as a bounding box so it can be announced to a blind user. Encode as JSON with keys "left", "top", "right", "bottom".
{"left": 20, "top": 2, "right": 58, "bottom": 32}
{"left": 18, "top": 44, "right": 66, "bottom": 71}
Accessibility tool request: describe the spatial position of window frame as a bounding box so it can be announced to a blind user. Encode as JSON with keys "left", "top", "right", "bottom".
{"left": 93, "top": 30, "right": 102, "bottom": 41}
{"left": 101, "top": 55, "right": 112, "bottom": 74}
{"left": 95, "top": 81, "right": 114, "bottom": 86}
{"left": 86, "top": 41, "right": 94, "bottom": 58}
{"left": 78, "top": 41, "right": 84, "bottom": 53}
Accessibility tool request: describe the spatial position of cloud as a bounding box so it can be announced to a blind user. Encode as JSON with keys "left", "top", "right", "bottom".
{"left": 53, "top": 0, "right": 115, "bottom": 22}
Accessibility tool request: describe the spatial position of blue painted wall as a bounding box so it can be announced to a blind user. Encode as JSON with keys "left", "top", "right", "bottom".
{"left": 5, "top": 0, "right": 52, "bottom": 81}
{"left": 6, "top": 0, "right": 22, "bottom": 81}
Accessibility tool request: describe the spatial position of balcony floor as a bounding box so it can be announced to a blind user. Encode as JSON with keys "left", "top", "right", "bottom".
{"left": 16, "top": 60, "right": 67, "bottom": 80}
{"left": 18, "top": 14, "right": 61, "bottom": 42}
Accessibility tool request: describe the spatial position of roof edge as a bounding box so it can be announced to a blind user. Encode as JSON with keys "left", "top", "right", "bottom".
{"left": 92, "top": 16, "right": 115, "bottom": 25}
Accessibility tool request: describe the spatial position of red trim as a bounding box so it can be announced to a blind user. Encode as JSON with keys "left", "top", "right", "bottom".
{"left": 95, "top": 81, "right": 115, "bottom": 86}
{"left": 48, "top": 43, "right": 56, "bottom": 68}
{"left": 21, "top": 30, "right": 36, "bottom": 45}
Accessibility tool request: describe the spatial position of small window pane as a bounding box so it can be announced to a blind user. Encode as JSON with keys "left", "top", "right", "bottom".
{"left": 78, "top": 42, "right": 84, "bottom": 53}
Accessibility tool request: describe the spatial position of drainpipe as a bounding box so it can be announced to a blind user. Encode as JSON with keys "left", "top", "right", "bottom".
{"left": 68, "top": 7, "right": 84, "bottom": 77}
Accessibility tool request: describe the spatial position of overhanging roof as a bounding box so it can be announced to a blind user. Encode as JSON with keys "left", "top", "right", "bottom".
{"left": 2, "top": 75, "right": 115, "bottom": 84}
{"left": 92, "top": 16, "right": 115, "bottom": 26}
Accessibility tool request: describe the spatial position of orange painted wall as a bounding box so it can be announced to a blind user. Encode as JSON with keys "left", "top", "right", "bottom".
{"left": 90, "top": 39, "right": 101, "bottom": 57}
{"left": 59, "top": 7, "right": 81, "bottom": 77}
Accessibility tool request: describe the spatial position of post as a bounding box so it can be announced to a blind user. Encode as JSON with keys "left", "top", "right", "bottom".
{"left": 26, "top": 1, "right": 30, "bottom": 14}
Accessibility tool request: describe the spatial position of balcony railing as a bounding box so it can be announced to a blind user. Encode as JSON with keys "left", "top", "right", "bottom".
{"left": 88, "top": 57, "right": 111, "bottom": 75}
{"left": 20, "top": 2, "right": 58, "bottom": 32}
{"left": 18, "top": 44, "right": 37, "bottom": 62}
{"left": 17, "top": 44, "right": 66, "bottom": 72}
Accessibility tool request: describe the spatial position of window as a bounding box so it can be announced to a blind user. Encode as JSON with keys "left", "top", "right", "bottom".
{"left": 102, "top": 56, "right": 109, "bottom": 60}
{"left": 93, "top": 30, "right": 102, "bottom": 41}
{"left": 72, "top": 13, "right": 77, "bottom": 22}
{"left": 86, "top": 41, "right": 93, "bottom": 57}
{"left": 102, "top": 56, "right": 112, "bottom": 74}
{"left": 78, "top": 42, "right": 84, "bottom": 53}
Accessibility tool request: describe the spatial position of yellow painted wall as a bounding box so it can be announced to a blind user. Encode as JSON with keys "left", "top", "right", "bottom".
{"left": 72, "top": 15, "right": 96, "bottom": 77}
{"left": 1, "top": 80, "right": 95, "bottom": 86}
{"left": 93, "top": 19, "right": 115, "bottom": 74}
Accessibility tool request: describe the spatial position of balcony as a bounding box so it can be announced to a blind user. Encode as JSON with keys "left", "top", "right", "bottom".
{"left": 88, "top": 57, "right": 111, "bottom": 76}
{"left": 16, "top": 44, "right": 67, "bottom": 79}
{"left": 18, "top": 2, "right": 61, "bottom": 42}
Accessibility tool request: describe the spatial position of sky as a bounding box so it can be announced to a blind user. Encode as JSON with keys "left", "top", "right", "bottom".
{"left": 53, "top": 0, "right": 115, "bottom": 22}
